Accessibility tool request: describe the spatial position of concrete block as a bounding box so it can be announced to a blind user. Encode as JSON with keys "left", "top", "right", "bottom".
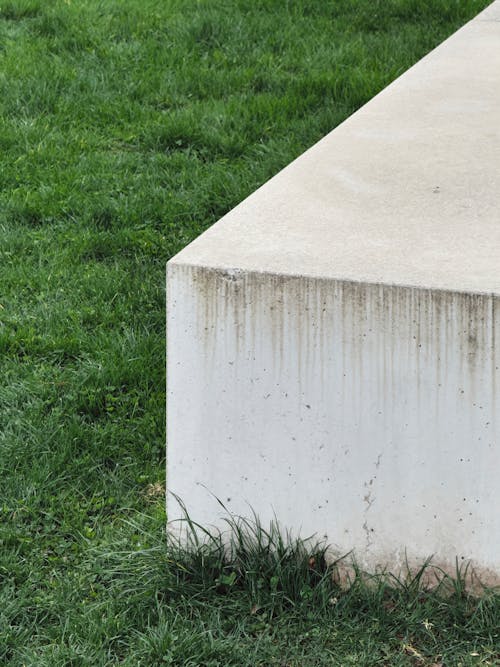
{"left": 167, "top": 1, "right": 500, "bottom": 580}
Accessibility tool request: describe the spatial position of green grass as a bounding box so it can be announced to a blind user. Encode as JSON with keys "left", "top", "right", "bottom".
{"left": 0, "top": 0, "right": 497, "bottom": 664}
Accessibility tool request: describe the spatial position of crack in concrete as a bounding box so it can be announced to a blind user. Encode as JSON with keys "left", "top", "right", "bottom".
{"left": 362, "top": 454, "right": 383, "bottom": 550}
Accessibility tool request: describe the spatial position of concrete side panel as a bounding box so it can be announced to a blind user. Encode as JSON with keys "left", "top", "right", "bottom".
{"left": 167, "top": 263, "right": 500, "bottom": 575}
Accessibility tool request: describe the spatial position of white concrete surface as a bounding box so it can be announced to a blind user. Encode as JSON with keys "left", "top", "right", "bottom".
{"left": 167, "top": 1, "right": 500, "bottom": 580}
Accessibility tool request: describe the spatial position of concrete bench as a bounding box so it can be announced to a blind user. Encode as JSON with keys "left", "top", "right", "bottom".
{"left": 167, "top": 1, "right": 500, "bottom": 582}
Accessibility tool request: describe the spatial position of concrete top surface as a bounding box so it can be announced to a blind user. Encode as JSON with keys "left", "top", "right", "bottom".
{"left": 170, "top": 1, "right": 500, "bottom": 296}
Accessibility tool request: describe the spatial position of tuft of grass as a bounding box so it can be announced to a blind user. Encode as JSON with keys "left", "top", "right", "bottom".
{"left": 167, "top": 500, "right": 336, "bottom": 616}
{"left": 0, "top": 0, "right": 496, "bottom": 663}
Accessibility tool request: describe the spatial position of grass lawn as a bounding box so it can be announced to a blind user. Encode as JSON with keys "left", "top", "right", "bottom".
{"left": 0, "top": 0, "right": 498, "bottom": 664}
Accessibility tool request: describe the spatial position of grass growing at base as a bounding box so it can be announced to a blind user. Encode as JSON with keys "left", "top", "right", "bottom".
{"left": 0, "top": 0, "right": 496, "bottom": 663}
{"left": 6, "top": 510, "right": 498, "bottom": 666}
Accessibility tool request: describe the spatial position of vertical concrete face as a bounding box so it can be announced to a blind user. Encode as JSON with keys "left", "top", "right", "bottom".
{"left": 167, "top": 266, "right": 500, "bottom": 574}
{"left": 167, "top": 1, "right": 500, "bottom": 578}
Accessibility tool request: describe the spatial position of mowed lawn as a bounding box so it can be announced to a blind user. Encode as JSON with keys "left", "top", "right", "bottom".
{"left": 0, "top": 0, "right": 498, "bottom": 664}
